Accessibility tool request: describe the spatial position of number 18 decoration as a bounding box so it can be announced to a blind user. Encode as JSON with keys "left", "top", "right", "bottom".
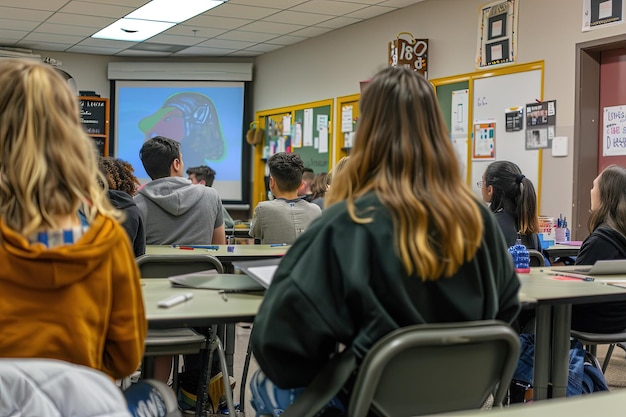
{"left": 388, "top": 32, "right": 428, "bottom": 79}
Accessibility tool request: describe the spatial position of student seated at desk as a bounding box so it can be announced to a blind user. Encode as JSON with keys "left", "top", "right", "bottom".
{"left": 249, "top": 66, "right": 521, "bottom": 416}
{"left": 480, "top": 161, "right": 541, "bottom": 251}
{"left": 250, "top": 152, "right": 321, "bottom": 245}
{"left": 0, "top": 59, "right": 146, "bottom": 380}
{"left": 187, "top": 164, "right": 235, "bottom": 229}
{"left": 572, "top": 164, "right": 626, "bottom": 333}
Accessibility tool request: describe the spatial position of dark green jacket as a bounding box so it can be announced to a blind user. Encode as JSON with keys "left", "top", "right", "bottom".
{"left": 251, "top": 192, "right": 520, "bottom": 388}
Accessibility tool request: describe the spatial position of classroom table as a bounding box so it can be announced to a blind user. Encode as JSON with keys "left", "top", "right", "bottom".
{"left": 142, "top": 278, "right": 263, "bottom": 417}
{"left": 543, "top": 243, "right": 581, "bottom": 259}
{"left": 428, "top": 389, "right": 621, "bottom": 417}
{"left": 518, "top": 268, "right": 626, "bottom": 400}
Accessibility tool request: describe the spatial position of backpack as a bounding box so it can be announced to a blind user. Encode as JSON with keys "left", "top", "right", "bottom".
{"left": 510, "top": 333, "right": 608, "bottom": 402}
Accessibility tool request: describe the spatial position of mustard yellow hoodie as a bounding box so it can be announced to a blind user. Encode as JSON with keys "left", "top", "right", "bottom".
{"left": 0, "top": 214, "right": 146, "bottom": 380}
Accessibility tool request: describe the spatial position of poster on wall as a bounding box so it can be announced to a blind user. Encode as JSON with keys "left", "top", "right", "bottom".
{"left": 451, "top": 89, "right": 470, "bottom": 174}
{"left": 525, "top": 100, "right": 556, "bottom": 150}
{"left": 476, "top": 0, "right": 518, "bottom": 69}
{"left": 505, "top": 106, "right": 523, "bottom": 132}
{"left": 582, "top": 0, "right": 624, "bottom": 31}
{"left": 472, "top": 120, "right": 496, "bottom": 160}
{"left": 602, "top": 105, "right": 626, "bottom": 156}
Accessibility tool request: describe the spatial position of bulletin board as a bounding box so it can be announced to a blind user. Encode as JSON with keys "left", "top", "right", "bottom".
{"left": 252, "top": 99, "right": 333, "bottom": 209}
{"left": 431, "top": 61, "right": 544, "bottom": 206}
{"left": 79, "top": 96, "right": 109, "bottom": 157}
{"left": 335, "top": 93, "right": 360, "bottom": 162}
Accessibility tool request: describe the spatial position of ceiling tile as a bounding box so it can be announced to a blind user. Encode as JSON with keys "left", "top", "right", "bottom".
{"left": 58, "top": 1, "right": 135, "bottom": 19}
{"left": 36, "top": 23, "right": 96, "bottom": 36}
{"left": 15, "top": 41, "right": 71, "bottom": 52}
{"left": 165, "top": 25, "right": 227, "bottom": 38}
{"left": 227, "top": 0, "right": 306, "bottom": 8}
{"left": 174, "top": 46, "right": 241, "bottom": 56}
{"left": 0, "top": 6, "right": 52, "bottom": 21}
{"left": 378, "top": 0, "right": 425, "bottom": 6}
{"left": 291, "top": 0, "right": 368, "bottom": 15}
{"left": 208, "top": 3, "right": 279, "bottom": 20}
{"left": 346, "top": 5, "right": 397, "bottom": 19}
{"left": 78, "top": 0, "right": 148, "bottom": 6}
{"left": 0, "top": 0, "right": 68, "bottom": 11}
{"left": 264, "top": 10, "right": 332, "bottom": 25}
{"left": 217, "top": 30, "right": 276, "bottom": 42}
{"left": 146, "top": 33, "right": 205, "bottom": 46}
{"left": 116, "top": 49, "right": 174, "bottom": 57}
{"left": 184, "top": 15, "right": 252, "bottom": 30}
{"left": 333, "top": 0, "right": 383, "bottom": 4}
{"left": 197, "top": 38, "right": 257, "bottom": 49}
{"left": 315, "top": 16, "right": 362, "bottom": 29}
{"left": 288, "top": 26, "right": 333, "bottom": 37}
{"left": 0, "top": 18, "right": 39, "bottom": 31}
{"left": 0, "top": 29, "right": 29, "bottom": 43}
{"left": 236, "top": 21, "right": 305, "bottom": 35}
{"left": 77, "top": 37, "right": 138, "bottom": 48}
{"left": 265, "top": 34, "right": 308, "bottom": 46}
{"left": 23, "top": 32, "right": 84, "bottom": 44}
{"left": 67, "top": 45, "right": 128, "bottom": 55}
{"left": 227, "top": 50, "right": 259, "bottom": 57}
{"left": 243, "top": 43, "right": 284, "bottom": 53}
{"left": 45, "top": 13, "right": 117, "bottom": 28}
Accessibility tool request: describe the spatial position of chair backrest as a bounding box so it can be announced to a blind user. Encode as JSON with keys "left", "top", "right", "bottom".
{"left": 348, "top": 320, "right": 520, "bottom": 417}
{"left": 528, "top": 249, "right": 545, "bottom": 267}
{"left": 135, "top": 254, "right": 224, "bottom": 278}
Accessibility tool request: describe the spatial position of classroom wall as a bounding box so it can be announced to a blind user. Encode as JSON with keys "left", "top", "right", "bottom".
{"left": 31, "top": 0, "right": 626, "bottom": 223}
{"left": 252, "top": 0, "right": 626, "bottom": 225}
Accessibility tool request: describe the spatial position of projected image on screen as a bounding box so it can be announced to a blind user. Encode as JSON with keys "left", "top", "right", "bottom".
{"left": 115, "top": 81, "right": 245, "bottom": 201}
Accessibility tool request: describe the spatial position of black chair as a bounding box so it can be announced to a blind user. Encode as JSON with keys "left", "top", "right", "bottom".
{"left": 528, "top": 249, "right": 546, "bottom": 267}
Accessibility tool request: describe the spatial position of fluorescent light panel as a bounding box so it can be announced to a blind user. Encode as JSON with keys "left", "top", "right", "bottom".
{"left": 128, "top": 0, "right": 225, "bottom": 24}
{"left": 92, "top": 0, "right": 225, "bottom": 42}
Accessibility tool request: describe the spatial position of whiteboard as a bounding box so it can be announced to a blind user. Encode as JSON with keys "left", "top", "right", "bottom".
{"left": 471, "top": 69, "right": 542, "bottom": 198}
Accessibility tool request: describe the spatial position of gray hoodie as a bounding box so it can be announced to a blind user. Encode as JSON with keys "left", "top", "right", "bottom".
{"left": 134, "top": 176, "right": 223, "bottom": 245}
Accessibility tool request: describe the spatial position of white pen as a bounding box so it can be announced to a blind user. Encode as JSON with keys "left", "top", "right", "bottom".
{"left": 157, "top": 293, "right": 193, "bottom": 308}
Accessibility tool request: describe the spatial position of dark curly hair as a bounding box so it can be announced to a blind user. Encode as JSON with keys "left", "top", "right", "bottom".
{"left": 98, "top": 157, "right": 140, "bottom": 196}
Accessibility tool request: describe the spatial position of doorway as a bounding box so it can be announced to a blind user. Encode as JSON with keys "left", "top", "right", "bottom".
{"left": 574, "top": 35, "right": 626, "bottom": 240}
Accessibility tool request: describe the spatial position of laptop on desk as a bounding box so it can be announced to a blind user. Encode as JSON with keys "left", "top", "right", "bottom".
{"left": 232, "top": 258, "right": 281, "bottom": 289}
{"left": 552, "top": 259, "right": 626, "bottom": 275}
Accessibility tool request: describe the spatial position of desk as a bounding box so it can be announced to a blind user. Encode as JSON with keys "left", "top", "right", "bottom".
{"left": 146, "top": 244, "right": 289, "bottom": 268}
{"left": 543, "top": 243, "right": 581, "bottom": 259}
{"left": 430, "top": 390, "right": 620, "bottom": 416}
{"left": 143, "top": 279, "right": 263, "bottom": 416}
{"left": 519, "top": 269, "right": 626, "bottom": 400}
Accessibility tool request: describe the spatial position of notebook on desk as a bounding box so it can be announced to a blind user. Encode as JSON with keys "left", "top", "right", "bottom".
{"left": 552, "top": 259, "right": 626, "bottom": 275}
{"left": 168, "top": 271, "right": 265, "bottom": 291}
{"left": 232, "top": 258, "right": 281, "bottom": 289}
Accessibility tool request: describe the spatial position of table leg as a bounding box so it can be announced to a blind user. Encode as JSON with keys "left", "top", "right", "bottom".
{"left": 551, "top": 304, "right": 572, "bottom": 398}
{"left": 534, "top": 304, "right": 552, "bottom": 400}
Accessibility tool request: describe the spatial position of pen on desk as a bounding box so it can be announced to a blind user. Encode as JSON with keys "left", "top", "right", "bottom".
{"left": 157, "top": 292, "right": 193, "bottom": 308}
{"left": 270, "top": 243, "right": 287, "bottom": 247}
{"left": 553, "top": 273, "right": 595, "bottom": 282}
{"left": 171, "top": 244, "right": 219, "bottom": 250}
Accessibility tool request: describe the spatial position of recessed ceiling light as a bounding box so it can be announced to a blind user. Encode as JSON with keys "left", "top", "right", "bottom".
{"left": 92, "top": 18, "right": 176, "bottom": 42}
{"left": 127, "top": 0, "right": 226, "bottom": 24}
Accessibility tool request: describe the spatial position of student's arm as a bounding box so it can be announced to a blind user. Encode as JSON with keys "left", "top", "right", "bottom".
{"left": 102, "top": 222, "right": 147, "bottom": 379}
{"left": 212, "top": 224, "right": 226, "bottom": 244}
{"left": 249, "top": 205, "right": 262, "bottom": 238}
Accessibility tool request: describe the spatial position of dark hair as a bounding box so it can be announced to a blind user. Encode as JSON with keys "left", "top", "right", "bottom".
{"left": 98, "top": 157, "right": 140, "bottom": 196}
{"left": 589, "top": 164, "right": 626, "bottom": 236}
{"left": 268, "top": 152, "right": 304, "bottom": 192}
{"left": 484, "top": 160, "right": 539, "bottom": 235}
{"left": 186, "top": 165, "right": 216, "bottom": 187}
{"left": 139, "top": 136, "right": 180, "bottom": 180}
{"left": 311, "top": 172, "right": 329, "bottom": 200}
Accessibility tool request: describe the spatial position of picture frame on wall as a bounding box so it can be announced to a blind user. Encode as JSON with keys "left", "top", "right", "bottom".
{"left": 476, "top": 0, "right": 518, "bottom": 69}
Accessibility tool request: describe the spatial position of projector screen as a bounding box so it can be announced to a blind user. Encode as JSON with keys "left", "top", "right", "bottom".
{"left": 113, "top": 80, "right": 248, "bottom": 203}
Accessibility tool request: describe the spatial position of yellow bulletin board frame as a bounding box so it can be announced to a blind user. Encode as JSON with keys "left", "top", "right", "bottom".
{"left": 430, "top": 60, "right": 544, "bottom": 212}
{"left": 334, "top": 93, "right": 360, "bottom": 165}
{"left": 252, "top": 99, "right": 333, "bottom": 210}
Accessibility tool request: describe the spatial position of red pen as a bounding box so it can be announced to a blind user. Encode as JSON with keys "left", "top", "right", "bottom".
{"left": 176, "top": 246, "right": 194, "bottom": 250}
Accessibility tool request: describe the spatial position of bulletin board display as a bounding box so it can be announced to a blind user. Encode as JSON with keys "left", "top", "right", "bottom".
{"left": 431, "top": 61, "right": 544, "bottom": 208}
{"left": 335, "top": 93, "right": 360, "bottom": 162}
{"left": 79, "top": 97, "right": 109, "bottom": 157}
{"left": 252, "top": 99, "right": 333, "bottom": 209}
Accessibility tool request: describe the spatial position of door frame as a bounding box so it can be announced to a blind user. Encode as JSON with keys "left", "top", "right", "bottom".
{"left": 574, "top": 34, "right": 626, "bottom": 240}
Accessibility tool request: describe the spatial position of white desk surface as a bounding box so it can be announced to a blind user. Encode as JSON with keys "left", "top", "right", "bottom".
{"left": 432, "top": 390, "right": 621, "bottom": 416}
{"left": 142, "top": 278, "right": 263, "bottom": 328}
{"left": 145, "top": 244, "right": 289, "bottom": 261}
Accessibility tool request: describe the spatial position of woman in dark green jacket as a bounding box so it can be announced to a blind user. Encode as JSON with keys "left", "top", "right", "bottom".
{"left": 249, "top": 66, "right": 521, "bottom": 416}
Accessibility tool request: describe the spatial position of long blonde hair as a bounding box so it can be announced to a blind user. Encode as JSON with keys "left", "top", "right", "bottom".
{"left": 0, "top": 59, "right": 119, "bottom": 236}
{"left": 326, "top": 66, "right": 483, "bottom": 280}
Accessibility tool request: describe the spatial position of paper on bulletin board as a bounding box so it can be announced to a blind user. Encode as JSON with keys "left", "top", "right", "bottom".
{"left": 293, "top": 122, "right": 303, "bottom": 148}
{"left": 451, "top": 89, "right": 469, "bottom": 135}
{"left": 603, "top": 104, "right": 626, "bottom": 156}
{"left": 318, "top": 127, "right": 328, "bottom": 153}
{"left": 282, "top": 115, "right": 291, "bottom": 135}
{"left": 472, "top": 120, "right": 496, "bottom": 160}
{"left": 277, "top": 136, "right": 286, "bottom": 153}
{"left": 582, "top": 0, "right": 624, "bottom": 31}
{"left": 341, "top": 105, "right": 353, "bottom": 133}
{"left": 317, "top": 114, "right": 328, "bottom": 130}
{"left": 303, "top": 109, "right": 313, "bottom": 146}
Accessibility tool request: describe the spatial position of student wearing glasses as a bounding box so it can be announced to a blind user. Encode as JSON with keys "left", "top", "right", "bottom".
{"left": 248, "top": 66, "right": 521, "bottom": 416}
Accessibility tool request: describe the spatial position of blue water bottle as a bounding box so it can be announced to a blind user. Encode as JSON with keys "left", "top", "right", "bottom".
{"left": 564, "top": 217, "right": 570, "bottom": 242}
{"left": 508, "top": 238, "right": 530, "bottom": 273}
